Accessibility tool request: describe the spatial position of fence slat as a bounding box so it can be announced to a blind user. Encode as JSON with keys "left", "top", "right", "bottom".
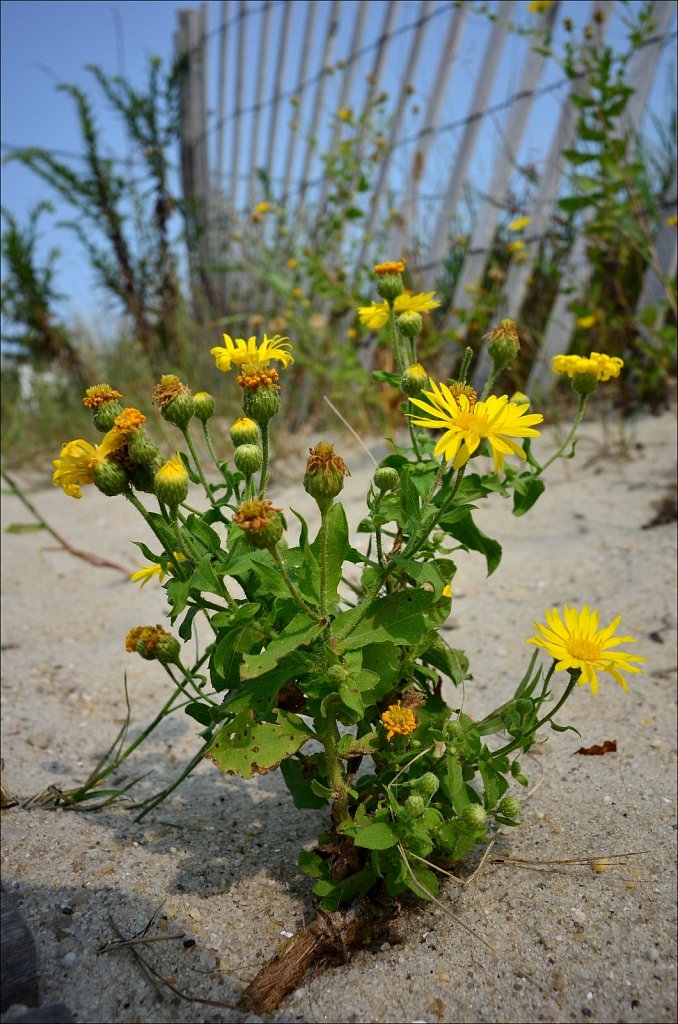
{"left": 215, "top": 0, "right": 229, "bottom": 189}
{"left": 281, "top": 1, "right": 318, "bottom": 202}
{"left": 246, "top": 1, "right": 273, "bottom": 210}
{"left": 264, "top": 2, "right": 293, "bottom": 180}
{"left": 422, "top": 1, "right": 517, "bottom": 292}
{"left": 230, "top": 1, "right": 247, "bottom": 207}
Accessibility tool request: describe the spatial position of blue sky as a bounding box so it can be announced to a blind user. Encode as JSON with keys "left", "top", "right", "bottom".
{"left": 2, "top": 1, "right": 676, "bottom": 328}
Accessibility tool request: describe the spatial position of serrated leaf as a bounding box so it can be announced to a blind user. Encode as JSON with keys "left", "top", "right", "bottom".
{"left": 184, "top": 514, "right": 222, "bottom": 553}
{"left": 334, "top": 589, "right": 434, "bottom": 652}
{"left": 241, "top": 613, "right": 323, "bottom": 678}
{"left": 205, "top": 709, "right": 313, "bottom": 779}
{"left": 190, "top": 554, "right": 226, "bottom": 597}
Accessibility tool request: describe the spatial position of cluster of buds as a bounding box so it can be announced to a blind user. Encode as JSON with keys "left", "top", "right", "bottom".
{"left": 230, "top": 417, "right": 262, "bottom": 477}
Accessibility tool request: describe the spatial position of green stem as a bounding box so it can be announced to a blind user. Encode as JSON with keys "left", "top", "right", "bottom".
{"left": 480, "top": 367, "right": 500, "bottom": 401}
{"left": 389, "top": 304, "right": 407, "bottom": 376}
{"left": 315, "top": 699, "right": 350, "bottom": 823}
{"left": 402, "top": 464, "right": 466, "bottom": 560}
{"left": 126, "top": 491, "right": 178, "bottom": 563}
{"left": 170, "top": 660, "right": 219, "bottom": 707}
{"left": 181, "top": 425, "right": 214, "bottom": 503}
{"left": 319, "top": 507, "right": 329, "bottom": 619}
{"left": 535, "top": 396, "right": 588, "bottom": 476}
{"left": 258, "top": 421, "right": 270, "bottom": 495}
{"left": 458, "top": 346, "right": 474, "bottom": 383}
{"left": 493, "top": 668, "right": 577, "bottom": 758}
{"left": 169, "top": 506, "right": 200, "bottom": 564}
{"left": 132, "top": 739, "right": 214, "bottom": 822}
{"left": 270, "top": 545, "right": 322, "bottom": 622}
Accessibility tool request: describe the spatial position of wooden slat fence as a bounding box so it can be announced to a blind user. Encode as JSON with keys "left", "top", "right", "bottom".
{"left": 175, "top": 0, "right": 677, "bottom": 395}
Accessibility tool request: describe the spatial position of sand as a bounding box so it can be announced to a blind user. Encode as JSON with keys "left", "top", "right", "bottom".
{"left": 1, "top": 405, "right": 676, "bottom": 1024}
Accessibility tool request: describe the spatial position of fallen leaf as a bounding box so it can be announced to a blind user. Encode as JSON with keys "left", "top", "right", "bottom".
{"left": 575, "top": 740, "right": 617, "bottom": 756}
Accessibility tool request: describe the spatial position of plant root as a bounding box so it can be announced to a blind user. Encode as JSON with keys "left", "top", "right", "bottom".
{"left": 240, "top": 895, "right": 399, "bottom": 1014}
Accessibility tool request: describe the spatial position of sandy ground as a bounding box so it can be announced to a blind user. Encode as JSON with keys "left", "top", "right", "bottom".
{"left": 1, "top": 405, "right": 677, "bottom": 1024}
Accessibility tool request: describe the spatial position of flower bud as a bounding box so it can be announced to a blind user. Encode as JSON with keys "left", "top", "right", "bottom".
{"left": 127, "top": 430, "right": 160, "bottom": 467}
{"left": 125, "top": 624, "right": 181, "bottom": 664}
{"left": 413, "top": 771, "right": 439, "bottom": 799}
{"left": 486, "top": 319, "right": 520, "bottom": 372}
{"left": 155, "top": 453, "right": 189, "bottom": 507}
{"left": 92, "top": 459, "right": 129, "bottom": 496}
{"left": 400, "top": 363, "right": 428, "bottom": 396}
{"left": 242, "top": 384, "right": 281, "bottom": 425}
{"left": 92, "top": 401, "right": 124, "bottom": 433}
{"left": 509, "top": 391, "right": 531, "bottom": 408}
{"left": 397, "top": 310, "right": 423, "bottom": 339}
{"left": 153, "top": 375, "right": 195, "bottom": 430}
{"left": 403, "top": 794, "right": 426, "bottom": 818}
{"left": 461, "top": 804, "right": 487, "bottom": 830}
{"left": 234, "top": 443, "right": 262, "bottom": 476}
{"left": 230, "top": 417, "right": 260, "bottom": 446}
{"left": 498, "top": 796, "right": 520, "bottom": 819}
{"left": 129, "top": 459, "right": 161, "bottom": 494}
{"left": 234, "top": 498, "right": 284, "bottom": 549}
{"left": 193, "top": 391, "right": 215, "bottom": 422}
{"left": 303, "top": 443, "right": 350, "bottom": 513}
{"left": 570, "top": 372, "right": 599, "bottom": 397}
{"left": 373, "top": 466, "right": 400, "bottom": 492}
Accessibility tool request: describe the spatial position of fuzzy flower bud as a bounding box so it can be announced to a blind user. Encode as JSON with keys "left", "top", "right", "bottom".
{"left": 413, "top": 771, "right": 440, "bottom": 799}
{"left": 486, "top": 319, "right": 520, "bottom": 372}
{"left": 403, "top": 794, "right": 426, "bottom": 818}
{"left": 242, "top": 383, "right": 281, "bottom": 425}
{"left": 83, "top": 384, "right": 124, "bottom": 432}
{"left": 397, "top": 310, "right": 423, "bottom": 339}
{"left": 374, "top": 259, "right": 405, "bottom": 302}
{"left": 400, "top": 363, "right": 428, "bottom": 396}
{"left": 125, "top": 624, "right": 181, "bottom": 664}
{"left": 129, "top": 459, "right": 161, "bottom": 494}
{"left": 373, "top": 466, "right": 400, "bottom": 492}
{"left": 303, "top": 443, "right": 350, "bottom": 513}
{"left": 153, "top": 375, "right": 195, "bottom": 430}
{"left": 234, "top": 443, "right": 262, "bottom": 476}
{"left": 462, "top": 804, "right": 488, "bottom": 830}
{"left": 92, "top": 459, "right": 129, "bottom": 496}
{"left": 233, "top": 498, "right": 284, "bottom": 549}
{"left": 155, "top": 453, "right": 189, "bottom": 507}
{"left": 193, "top": 391, "right": 215, "bottom": 422}
{"left": 93, "top": 401, "right": 124, "bottom": 433}
{"left": 230, "top": 417, "right": 260, "bottom": 446}
{"left": 126, "top": 430, "right": 160, "bottom": 467}
{"left": 498, "top": 796, "right": 520, "bottom": 819}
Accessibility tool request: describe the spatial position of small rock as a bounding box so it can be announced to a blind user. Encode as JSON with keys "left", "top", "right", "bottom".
{"left": 62, "top": 952, "right": 76, "bottom": 968}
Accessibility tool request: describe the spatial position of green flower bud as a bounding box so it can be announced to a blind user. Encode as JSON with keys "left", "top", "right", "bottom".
{"left": 155, "top": 454, "right": 189, "bottom": 507}
{"left": 376, "top": 274, "right": 404, "bottom": 302}
{"left": 570, "top": 372, "right": 599, "bottom": 397}
{"left": 230, "top": 417, "right": 260, "bottom": 446}
{"left": 127, "top": 430, "right": 160, "bottom": 467}
{"left": 93, "top": 400, "right": 124, "bottom": 433}
{"left": 373, "top": 466, "right": 400, "bottom": 492}
{"left": 153, "top": 375, "right": 195, "bottom": 430}
{"left": 413, "top": 772, "right": 440, "bottom": 799}
{"left": 498, "top": 797, "right": 520, "bottom": 819}
{"left": 403, "top": 794, "right": 426, "bottom": 818}
{"left": 486, "top": 319, "right": 520, "bottom": 372}
{"left": 193, "top": 391, "right": 215, "bottom": 422}
{"left": 303, "top": 443, "right": 350, "bottom": 513}
{"left": 92, "top": 459, "right": 129, "bottom": 496}
{"left": 234, "top": 499, "right": 284, "bottom": 549}
{"left": 128, "top": 459, "right": 161, "bottom": 494}
{"left": 242, "top": 384, "right": 281, "bottom": 425}
{"left": 234, "top": 443, "right": 263, "bottom": 475}
{"left": 397, "top": 311, "right": 423, "bottom": 339}
{"left": 125, "top": 625, "right": 181, "bottom": 665}
{"left": 461, "top": 804, "right": 487, "bottom": 830}
{"left": 400, "top": 363, "right": 428, "bottom": 396}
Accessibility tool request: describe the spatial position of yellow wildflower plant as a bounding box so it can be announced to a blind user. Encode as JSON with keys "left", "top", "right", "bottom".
{"left": 409, "top": 384, "right": 543, "bottom": 472}
{"left": 508, "top": 215, "right": 532, "bottom": 231}
{"left": 210, "top": 333, "right": 294, "bottom": 375}
{"left": 528, "top": 605, "right": 645, "bottom": 694}
{"left": 52, "top": 429, "right": 126, "bottom": 499}
{"left": 357, "top": 291, "right": 441, "bottom": 331}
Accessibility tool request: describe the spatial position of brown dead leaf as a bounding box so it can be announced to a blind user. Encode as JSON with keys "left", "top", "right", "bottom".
{"left": 575, "top": 740, "right": 617, "bottom": 756}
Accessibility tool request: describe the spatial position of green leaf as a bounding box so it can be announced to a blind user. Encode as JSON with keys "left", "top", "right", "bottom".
{"left": 334, "top": 589, "right": 434, "bottom": 652}
{"left": 205, "top": 709, "right": 313, "bottom": 779}
{"left": 404, "top": 859, "right": 439, "bottom": 900}
{"left": 353, "top": 822, "right": 399, "bottom": 850}
{"left": 420, "top": 635, "right": 469, "bottom": 685}
{"left": 558, "top": 195, "right": 594, "bottom": 213}
{"left": 184, "top": 514, "right": 221, "bottom": 553}
{"left": 241, "top": 613, "right": 323, "bottom": 678}
{"left": 280, "top": 758, "right": 328, "bottom": 809}
{"left": 5, "top": 522, "right": 45, "bottom": 533}
{"left": 165, "top": 577, "right": 193, "bottom": 620}
{"left": 372, "top": 369, "right": 402, "bottom": 388}
{"left": 338, "top": 680, "right": 365, "bottom": 716}
{"left": 512, "top": 477, "right": 545, "bottom": 516}
{"left": 184, "top": 701, "right": 213, "bottom": 727}
{"left": 298, "top": 850, "right": 327, "bottom": 878}
{"left": 444, "top": 513, "right": 502, "bottom": 575}
{"left": 190, "top": 554, "right": 225, "bottom": 597}
{"left": 220, "top": 652, "right": 313, "bottom": 714}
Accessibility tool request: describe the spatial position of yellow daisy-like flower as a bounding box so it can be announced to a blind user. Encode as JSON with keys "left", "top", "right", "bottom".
{"left": 508, "top": 215, "right": 532, "bottom": 232}
{"left": 52, "top": 429, "right": 126, "bottom": 499}
{"left": 528, "top": 0, "right": 552, "bottom": 12}
{"left": 576, "top": 314, "right": 598, "bottom": 330}
{"left": 527, "top": 605, "right": 645, "bottom": 694}
{"left": 507, "top": 239, "right": 525, "bottom": 253}
{"left": 374, "top": 259, "right": 406, "bottom": 275}
{"left": 130, "top": 552, "right": 187, "bottom": 588}
{"left": 210, "top": 333, "right": 294, "bottom": 375}
{"left": 409, "top": 384, "right": 543, "bottom": 473}
{"left": 381, "top": 701, "right": 417, "bottom": 741}
{"left": 552, "top": 351, "right": 623, "bottom": 382}
{"left": 357, "top": 290, "right": 441, "bottom": 330}
{"left": 82, "top": 383, "right": 123, "bottom": 409}
{"left": 113, "top": 407, "right": 147, "bottom": 435}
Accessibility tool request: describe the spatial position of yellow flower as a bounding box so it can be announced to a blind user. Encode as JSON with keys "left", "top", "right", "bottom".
{"left": 381, "top": 702, "right": 417, "bottom": 741}
{"left": 528, "top": 0, "right": 552, "bottom": 12}
{"left": 552, "top": 351, "right": 623, "bottom": 382}
{"left": 409, "top": 384, "right": 543, "bottom": 473}
{"left": 113, "top": 407, "right": 147, "bottom": 435}
{"left": 576, "top": 314, "right": 598, "bottom": 329}
{"left": 357, "top": 290, "right": 440, "bottom": 330}
{"left": 667, "top": 214, "right": 677, "bottom": 226}
{"left": 210, "top": 333, "right": 294, "bottom": 375}
{"left": 442, "top": 583, "right": 453, "bottom": 598}
{"left": 255, "top": 201, "right": 272, "bottom": 215}
{"left": 287, "top": 257, "right": 299, "bottom": 268}
{"left": 130, "top": 552, "right": 186, "bottom": 588}
{"left": 527, "top": 605, "right": 645, "bottom": 694}
{"left": 337, "top": 107, "right": 353, "bottom": 122}
{"left": 52, "top": 429, "right": 126, "bottom": 499}
{"left": 508, "top": 215, "right": 532, "bottom": 231}
{"left": 507, "top": 239, "right": 525, "bottom": 253}
{"left": 374, "top": 259, "right": 406, "bottom": 275}
{"left": 82, "top": 383, "right": 123, "bottom": 409}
